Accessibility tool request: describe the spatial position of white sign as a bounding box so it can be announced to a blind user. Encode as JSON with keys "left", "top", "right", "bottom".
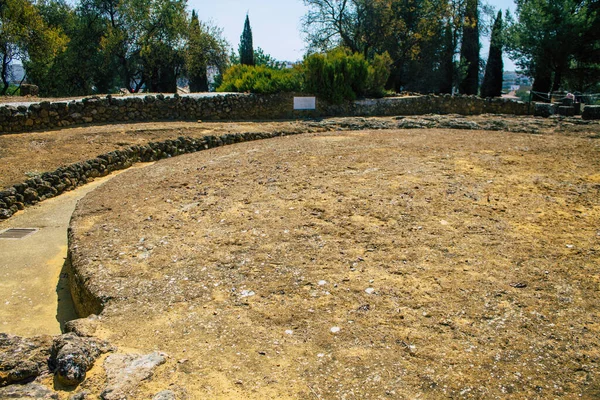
{"left": 294, "top": 97, "right": 316, "bottom": 110}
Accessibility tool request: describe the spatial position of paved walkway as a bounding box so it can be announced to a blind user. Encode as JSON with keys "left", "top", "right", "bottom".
{"left": 0, "top": 164, "right": 151, "bottom": 336}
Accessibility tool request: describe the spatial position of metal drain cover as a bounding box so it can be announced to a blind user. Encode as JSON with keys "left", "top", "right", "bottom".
{"left": 0, "top": 228, "right": 38, "bottom": 239}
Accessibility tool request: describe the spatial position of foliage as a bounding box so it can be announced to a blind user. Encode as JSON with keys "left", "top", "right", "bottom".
{"left": 459, "top": 0, "right": 480, "bottom": 95}
{"left": 239, "top": 14, "right": 254, "bottom": 66}
{"left": 0, "top": 0, "right": 67, "bottom": 95}
{"left": 302, "top": 0, "right": 461, "bottom": 93}
{"left": 506, "top": 0, "right": 599, "bottom": 93}
{"left": 515, "top": 86, "right": 531, "bottom": 102}
{"left": 254, "top": 48, "right": 286, "bottom": 69}
{"left": 185, "top": 10, "right": 229, "bottom": 92}
{"left": 481, "top": 10, "right": 503, "bottom": 98}
{"left": 366, "top": 52, "right": 392, "bottom": 97}
{"left": 303, "top": 48, "right": 389, "bottom": 103}
{"left": 230, "top": 47, "right": 286, "bottom": 69}
{"left": 217, "top": 64, "right": 303, "bottom": 94}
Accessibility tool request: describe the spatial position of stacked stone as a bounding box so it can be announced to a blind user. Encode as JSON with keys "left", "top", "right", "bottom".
{"left": 0, "top": 131, "right": 290, "bottom": 220}
{"left": 0, "top": 93, "right": 534, "bottom": 134}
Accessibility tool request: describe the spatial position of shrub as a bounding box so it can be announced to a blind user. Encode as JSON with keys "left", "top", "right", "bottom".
{"left": 303, "top": 48, "right": 369, "bottom": 104}
{"left": 217, "top": 64, "right": 303, "bottom": 94}
{"left": 303, "top": 48, "right": 390, "bottom": 104}
{"left": 366, "top": 52, "right": 392, "bottom": 98}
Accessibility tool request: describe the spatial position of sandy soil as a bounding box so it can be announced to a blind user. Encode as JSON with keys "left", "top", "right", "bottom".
{"left": 68, "top": 127, "right": 600, "bottom": 399}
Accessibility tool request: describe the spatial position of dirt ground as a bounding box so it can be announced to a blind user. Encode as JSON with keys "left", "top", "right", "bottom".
{"left": 1, "top": 115, "right": 599, "bottom": 191}
{"left": 66, "top": 125, "right": 600, "bottom": 399}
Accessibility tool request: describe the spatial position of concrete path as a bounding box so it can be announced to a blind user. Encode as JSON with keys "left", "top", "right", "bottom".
{"left": 0, "top": 164, "right": 151, "bottom": 336}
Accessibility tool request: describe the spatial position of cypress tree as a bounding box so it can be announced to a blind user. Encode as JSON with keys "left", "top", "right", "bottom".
{"left": 239, "top": 14, "right": 254, "bottom": 66}
{"left": 439, "top": 23, "right": 455, "bottom": 94}
{"left": 459, "top": 0, "right": 480, "bottom": 95}
{"left": 188, "top": 10, "right": 209, "bottom": 92}
{"left": 481, "top": 10, "right": 503, "bottom": 98}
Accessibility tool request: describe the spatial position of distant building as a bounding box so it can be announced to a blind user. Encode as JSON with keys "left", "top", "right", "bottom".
{"left": 502, "top": 71, "right": 531, "bottom": 91}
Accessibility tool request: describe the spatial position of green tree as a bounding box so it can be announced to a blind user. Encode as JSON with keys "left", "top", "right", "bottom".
{"left": 507, "top": 0, "right": 598, "bottom": 95}
{"left": 185, "top": 10, "right": 229, "bottom": 92}
{"left": 0, "top": 0, "right": 66, "bottom": 95}
{"left": 302, "top": 0, "right": 457, "bottom": 93}
{"left": 481, "top": 10, "right": 503, "bottom": 98}
{"left": 459, "top": 0, "right": 480, "bottom": 95}
{"left": 91, "top": 0, "right": 188, "bottom": 93}
{"left": 239, "top": 14, "right": 254, "bottom": 66}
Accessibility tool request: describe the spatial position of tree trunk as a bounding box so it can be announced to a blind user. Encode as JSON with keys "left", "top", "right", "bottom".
{"left": 1, "top": 52, "right": 10, "bottom": 96}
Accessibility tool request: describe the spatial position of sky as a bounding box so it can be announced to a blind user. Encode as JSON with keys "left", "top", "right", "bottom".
{"left": 189, "top": 0, "right": 519, "bottom": 70}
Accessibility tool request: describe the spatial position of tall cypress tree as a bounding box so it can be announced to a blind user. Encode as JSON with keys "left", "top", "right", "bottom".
{"left": 188, "top": 10, "right": 209, "bottom": 92}
{"left": 459, "top": 0, "right": 480, "bottom": 95}
{"left": 481, "top": 10, "right": 503, "bottom": 98}
{"left": 439, "top": 23, "right": 455, "bottom": 94}
{"left": 239, "top": 14, "right": 254, "bottom": 66}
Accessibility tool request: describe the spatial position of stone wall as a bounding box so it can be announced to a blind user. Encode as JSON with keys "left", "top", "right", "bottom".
{"left": 0, "top": 93, "right": 531, "bottom": 134}
{"left": 0, "top": 131, "right": 294, "bottom": 220}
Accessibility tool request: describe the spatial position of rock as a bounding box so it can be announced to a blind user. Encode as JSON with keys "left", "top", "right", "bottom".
{"left": 558, "top": 106, "right": 575, "bottom": 117}
{"left": 534, "top": 103, "right": 555, "bottom": 118}
{"left": 101, "top": 352, "right": 167, "bottom": 400}
{"left": 49, "top": 333, "right": 113, "bottom": 387}
{"left": 439, "top": 119, "right": 481, "bottom": 130}
{"left": 582, "top": 105, "right": 600, "bottom": 120}
{"left": 20, "top": 84, "right": 39, "bottom": 97}
{"left": 0, "top": 208, "right": 13, "bottom": 219}
{"left": 0, "top": 333, "right": 53, "bottom": 386}
{"left": 23, "top": 188, "right": 39, "bottom": 204}
{"left": 0, "top": 383, "right": 58, "bottom": 399}
{"left": 153, "top": 390, "right": 177, "bottom": 400}
{"left": 64, "top": 315, "right": 100, "bottom": 337}
{"left": 69, "top": 390, "right": 90, "bottom": 400}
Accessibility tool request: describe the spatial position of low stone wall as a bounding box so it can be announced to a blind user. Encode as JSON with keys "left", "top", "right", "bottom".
{"left": 0, "top": 131, "right": 292, "bottom": 220}
{"left": 0, "top": 93, "right": 531, "bottom": 134}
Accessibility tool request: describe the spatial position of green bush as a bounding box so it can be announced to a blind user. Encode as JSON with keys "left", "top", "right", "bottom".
{"left": 217, "top": 64, "right": 303, "bottom": 94}
{"left": 303, "top": 48, "right": 390, "bottom": 104}
{"left": 303, "top": 48, "right": 369, "bottom": 104}
{"left": 366, "top": 52, "right": 392, "bottom": 98}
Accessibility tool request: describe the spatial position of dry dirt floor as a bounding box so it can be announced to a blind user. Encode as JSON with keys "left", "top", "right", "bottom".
{"left": 67, "top": 124, "right": 600, "bottom": 399}
{"left": 1, "top": 115, "right": 599, "bottom": 190}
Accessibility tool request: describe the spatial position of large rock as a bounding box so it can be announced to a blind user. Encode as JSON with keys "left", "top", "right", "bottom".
{"left": 0, "top": 383, "right": 58, "bottom": 399}
{"left": 49, "top": 333, "right": 113, "bottom": 387}
{"left": 582, "top": 105, "right": 600, "bottom": 120}
{"left": 63, "top": 315, "right": 100, "bottom": 337}
{"left": 0, "top": 333, "right": 53, "bottom": 386}
{"left": 20, "top": 84, "right": 39, "bottom": 97}
{"left": 101, "top": 352, "right": 167, "bottom": 400}
{"left": 534, "top": 102, "right": 556, "bottom": 117}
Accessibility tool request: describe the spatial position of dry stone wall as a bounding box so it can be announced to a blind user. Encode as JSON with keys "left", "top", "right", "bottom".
{"left": 0, "top": 93, "right": 532, "bottom": 134}
{"left": 0, "top": 132, "right": 292, "bottom": 220}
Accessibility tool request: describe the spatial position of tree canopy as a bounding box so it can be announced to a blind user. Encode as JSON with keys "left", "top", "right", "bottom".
{"left": 507, "top": 0, "right": 599, "bottom": 94}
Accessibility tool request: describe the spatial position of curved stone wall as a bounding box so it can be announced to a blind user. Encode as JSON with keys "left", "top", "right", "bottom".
{"left": 0, "top": 132, "right": 292, "bottom": 220}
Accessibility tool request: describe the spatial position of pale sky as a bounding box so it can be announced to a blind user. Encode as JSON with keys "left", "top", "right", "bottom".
{"left": 189, "top": 0, "right": 518, "bottom": 70}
